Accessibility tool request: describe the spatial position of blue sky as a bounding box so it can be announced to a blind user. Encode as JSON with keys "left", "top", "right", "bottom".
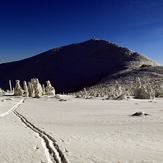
{"left": 0, "top": 0, "right": 163, "bottom": 63}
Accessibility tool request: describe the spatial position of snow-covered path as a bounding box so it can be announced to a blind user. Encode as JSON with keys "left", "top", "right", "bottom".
{"left": 13, "top": 110, "right": 68, "bottom": 163}
{"left": 0, "top": 97, "right": 47, "bottom": 163}
{"left": 0, "top": 96, "right": 68, "bottom": 163}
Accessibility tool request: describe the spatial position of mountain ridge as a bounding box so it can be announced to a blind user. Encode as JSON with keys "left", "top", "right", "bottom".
{"left": 0, "top": 39, "right": 159, "bottom": 93}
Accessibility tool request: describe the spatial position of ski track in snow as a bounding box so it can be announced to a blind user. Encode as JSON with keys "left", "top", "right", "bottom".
{"left": 0, "top": 99, "right": 24, "bottom": 117}
{"left": 12, "top": 101, "right": 68, "bottom": 163}
{"left": 0, "top": 98, "right": 68, "bottom": 163}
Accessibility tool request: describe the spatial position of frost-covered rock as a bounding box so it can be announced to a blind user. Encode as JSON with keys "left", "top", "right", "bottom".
{"left": 131, "top": 112, "right": 149, "bottom": 117}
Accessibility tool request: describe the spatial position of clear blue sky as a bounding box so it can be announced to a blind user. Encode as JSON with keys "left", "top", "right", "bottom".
{"left": 0, "top": 0, "right": 163, "bottom": 63}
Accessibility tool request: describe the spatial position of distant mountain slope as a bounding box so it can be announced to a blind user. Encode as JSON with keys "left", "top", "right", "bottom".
{"left": 0, "top": 39, "right": 158, "bottom": 93}
{"left": 84, "top": 66, "right": 163, "bottom": 97}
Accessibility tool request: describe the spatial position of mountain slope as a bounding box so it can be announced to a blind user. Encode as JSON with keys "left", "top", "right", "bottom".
{"left": 0, "top": 39, "right": 158, "bottom": 93}
{"left": 84, "top": 66, "right": 163, "bottom": 97}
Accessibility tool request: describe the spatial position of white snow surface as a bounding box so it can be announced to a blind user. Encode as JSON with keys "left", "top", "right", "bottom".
{"left": 0, "top": 96, "right": 47, "bottom": 163}
{"left": 0, "top": 95, "right": 163, "bottom": 163}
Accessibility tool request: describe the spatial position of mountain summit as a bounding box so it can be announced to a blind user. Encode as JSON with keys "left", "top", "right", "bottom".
{"left": 0, "top": 39, "right": 158, "bottom": 93}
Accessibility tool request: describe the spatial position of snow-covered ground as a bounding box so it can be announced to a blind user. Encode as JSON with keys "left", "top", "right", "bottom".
{"left": 0, "top": 95, "right": 163, "bottom": 163}
{"left": 0, "top": 96, "right": 47, "bottom": 163}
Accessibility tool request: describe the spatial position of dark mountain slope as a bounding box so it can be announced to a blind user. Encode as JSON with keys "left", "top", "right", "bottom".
{"left": 0, "top": 39, "right": 157, "bottom": 93}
